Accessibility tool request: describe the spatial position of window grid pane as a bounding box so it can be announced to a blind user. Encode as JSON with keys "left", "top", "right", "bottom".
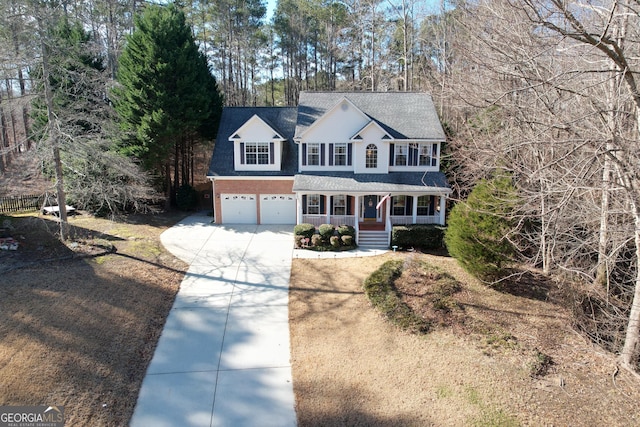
{"left": 334, "top": 143, "right": 347, "bottom": 166}
{"left": 417, "top": 196, "right": 430, "bottom": 215}
{"left": 333, "top": 195, "right": 346, "bottom": 215}
{"left": 308, "top": 143, "right": 320, "bottom": 165}
{"left": 395, "top": 144, "right": 407, "bottom": 166}
{"left": 308, "top": 194, "right": 320, "bottom": 214}
{"left": 366, "top": 144, "right": 377, "bottom": 168}
{"left": 419, "top": 144, "right": 430, "bottom": 166}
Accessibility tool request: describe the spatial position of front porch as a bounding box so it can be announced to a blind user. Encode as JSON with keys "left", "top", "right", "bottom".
{"left": 297, "top": 193, "right": 447, "bottom": 248}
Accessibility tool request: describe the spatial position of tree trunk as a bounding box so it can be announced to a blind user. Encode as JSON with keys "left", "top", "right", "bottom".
{"left": 37, "top": 10, "right": 69, "bottom": 240}
{"left": 620, "top": 194, "right": 640, "bottom": 369}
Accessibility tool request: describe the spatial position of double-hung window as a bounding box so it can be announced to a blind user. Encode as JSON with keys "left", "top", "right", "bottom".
{"left": 333, "top": 195, "right": 346, "bottom": 215}
{"left": 245, "top": 142, "right": 270, "bottom": 165}
{"left": 307, "top": 194, "right": 321, "bottom": 214}
{"left": 334, "top": 143, "right": 347, "bottom": 166}
{"left": 419, "top": 144, "right": 431, "bottom": 166}
{"left": 392, "top": 195, "right": 407, "bottom": 216}
{"left": 307, "top": 143, "right": 320, "bottom": 166}
{"left": 395, "top": 143, "right": 408, "bottom": 166}
{"left": 417, "top": 196, "right": 431, "bottom": 215}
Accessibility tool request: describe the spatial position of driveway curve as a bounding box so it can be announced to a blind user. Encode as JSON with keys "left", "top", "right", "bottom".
{"left": 130, "top": 212, "right": 296, "bottom": 427}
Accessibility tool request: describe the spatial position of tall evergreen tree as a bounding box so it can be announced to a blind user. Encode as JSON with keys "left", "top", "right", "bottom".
{"left": 113, "top": 2, "right": 222, "bottom": 201}
{"left": 444, "top": 171, "right": 519, "bottom": 281}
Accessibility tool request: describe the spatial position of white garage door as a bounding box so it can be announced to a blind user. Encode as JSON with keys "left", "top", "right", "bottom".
{"left": 260, "top": 194, "right": 296, "bottom": 224}
{"left": 221, "top": 194, "right": 257, "bottom": 224}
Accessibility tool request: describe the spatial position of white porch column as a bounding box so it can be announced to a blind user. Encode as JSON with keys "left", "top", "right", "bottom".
{"left": 385, "top": 194, "right": 391, "bottom": 226}
{"left": 297, "top": 193, "right": 303, "bottom": 224}
{"left": 439, "top": 195, "right": 446, "bottom": 225}
{"left": 325, "top": 194, "right": 331, "bottom": 224}
{"left": 412, "top": 195, "right": 418, "bottom": 223}
{"left": 354, "top": 195, "right": 360, "bottom": 236}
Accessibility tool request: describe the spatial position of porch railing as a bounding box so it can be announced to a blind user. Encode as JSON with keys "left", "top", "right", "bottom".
{"left": 301, "top": 214, "right": 356, "bottom": 227}
{"left": 390, "top": 215, "right": 440, "bottom": 225}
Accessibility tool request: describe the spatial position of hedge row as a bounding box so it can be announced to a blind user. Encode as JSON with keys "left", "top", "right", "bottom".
{"left": 391, "top": 224, "right": 445, "bottom": 250}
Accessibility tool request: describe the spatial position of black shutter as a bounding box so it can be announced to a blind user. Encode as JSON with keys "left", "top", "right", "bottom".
{"left": 320, "top": 143, "right": 326, "bottom": 166}
{"left": 347, "top": 143, "right": 353, "bottom": 165}
{"left": 411, "top": 145, "right": 418, "bottom": 166}
{"left": 240, "top": 142, "right": 245, "bottom": 164}
{"left": 431, "top": 143, "right": 438, "bottom": 166}
{"left": 389, "top": 143, "right": 395, "bottom": 165}
{"left": 347, "top": 196, "right": 353, "bottom": 215}
{"left": 302, "top": 195, "right": 307, "bottom": 214}
{"left": 270, "top": 142, "right": 275, "bottom": 164}
{"left": 320, "top": 195, "right": 325, "bottom": 214}
{"left": 406, "top": 196, "right": 413, "bottom": 216}
{"left": 302, "top": 144, "right": 307, "bottom": 166}
{"left": 329, "top": 144, "right": 334, "bottom": 166}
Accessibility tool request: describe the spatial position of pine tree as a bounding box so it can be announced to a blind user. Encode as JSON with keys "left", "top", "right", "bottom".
{"left": 113, "top": 2, "right": 222, "bottom": 201}
{"left": 444, "top": 171, "right": 519, "bottom": 281}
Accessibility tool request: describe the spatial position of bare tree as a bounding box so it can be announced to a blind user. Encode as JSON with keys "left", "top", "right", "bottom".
{"left": 449, "top": 0, "right": 640, "bottom": 371}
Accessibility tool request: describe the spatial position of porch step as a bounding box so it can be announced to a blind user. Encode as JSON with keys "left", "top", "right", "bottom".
{"left": 358, "top": 230, "right": 389, "bottom": 249}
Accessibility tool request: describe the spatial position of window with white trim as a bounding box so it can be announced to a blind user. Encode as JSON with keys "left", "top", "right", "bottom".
{"left": 307, "top": 143, "right": 320, "bottom": 166}
{"left": 392, "top": 195, "right": 407, "bottom": 215}
{"left": 419, "top": 144, "right": 431, "bottom": 166}
{"left": 366, "top": 144, "right": 378, "bottom": 168}
{"left": 417, "top": 195, "right": 431, "bottom": 215}
{"left": 394, "top": 143, "right": 408, "bottom": 166}
{"left": 245, "top": 142, "right": 270, "bottom": 165}
{"left": 307, "top": 194, "right": 321, "bottom": 214}
{"left": 334, "top": 143, "right": 347, "bottom": 166}
{"left": 333, "top": 195, "right": 346, "bottom": 215}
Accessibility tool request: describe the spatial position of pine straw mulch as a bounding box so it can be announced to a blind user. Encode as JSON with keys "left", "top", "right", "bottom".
{"left": 289, "top": 252, "right": 640, "bottom": 426}
{"left": 0, "top": 211, "right": 188, "bottom": 426}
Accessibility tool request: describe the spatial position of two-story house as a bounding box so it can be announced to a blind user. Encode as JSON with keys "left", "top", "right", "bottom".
{"left": 207, "top": 91, "right": 451, "bottom": 248}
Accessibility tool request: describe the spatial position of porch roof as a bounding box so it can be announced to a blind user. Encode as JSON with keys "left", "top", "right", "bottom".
{"left": 292, "top": 172, "right": 450, "bottom": 194}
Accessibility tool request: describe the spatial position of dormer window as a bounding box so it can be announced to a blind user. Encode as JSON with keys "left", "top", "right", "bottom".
{"left": 366, "top": 144, "right": 378, "bottom": 168}
{"left": 245, "top": 142, "right": 270, "bottom": 165}
{"left": 239, "top": 141, "right": 276, "bottom": 167}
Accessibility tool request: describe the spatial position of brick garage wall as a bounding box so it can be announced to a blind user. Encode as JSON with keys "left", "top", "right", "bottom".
{"left": 213, "top": 178, "right": 294, "bottom": 224}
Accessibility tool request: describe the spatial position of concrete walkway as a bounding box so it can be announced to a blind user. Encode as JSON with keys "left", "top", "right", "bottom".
{"left": 130, "top": 213, "right": 297, "bottom": 427}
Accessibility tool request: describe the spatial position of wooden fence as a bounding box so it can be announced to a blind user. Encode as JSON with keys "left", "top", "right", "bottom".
{"left": 0, "top": 194, "right": 44, "bottom": 213}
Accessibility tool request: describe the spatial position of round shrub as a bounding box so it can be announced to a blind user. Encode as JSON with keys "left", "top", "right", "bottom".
{"left": 294, "top": 223, "right": 315, "bottom": 239}
{"left": 318, "top": 223, "right": 335, "bottom": 240}
{"left": 330, "top": 235, "right": 340, "bottom": 248}
{"left": 311, "top": 234, "right": 323, "bottom": 247}
{"left": 337, "top": 224, "right": 355, "bottom": 237}
{"left": 341, "top": 235, "right": 354, "bottom": 246}
{"left": 294, "top": 235, "right": 304, "bottom": 248}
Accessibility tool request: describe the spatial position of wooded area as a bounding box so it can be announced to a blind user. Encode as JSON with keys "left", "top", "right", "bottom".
{"left": 0, "top": 0, "right": 639, "bottom": 371}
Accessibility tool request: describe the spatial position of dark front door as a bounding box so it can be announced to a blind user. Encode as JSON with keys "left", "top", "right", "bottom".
{"left": 363, "top": 195, "right": 377, "bottom": 221}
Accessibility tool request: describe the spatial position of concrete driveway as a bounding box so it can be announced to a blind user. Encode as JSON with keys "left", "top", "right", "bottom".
{"left": 130, "top": 212, "right": 296, "bottom": 427}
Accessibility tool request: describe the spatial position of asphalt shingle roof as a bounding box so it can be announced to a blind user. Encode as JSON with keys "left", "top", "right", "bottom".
{"left": 207, "top": 107, "right": 298, "bottom": 177}
{"left": 292, "top": 172, "right": 450, "bottom": 193}
{"left": 295, "top": 92, "right": 445, "bottom": 140}
{"left": 208, "top": 93, "right": 449, "bottom": 193}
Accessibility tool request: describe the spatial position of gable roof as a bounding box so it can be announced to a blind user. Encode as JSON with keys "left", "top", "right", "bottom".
{"left": 295, "top": 92, "right": 446, "bottom": 140}
{"left": 207, "top": 107, "right": 298, "bottom": 177}
{"left": 230, "top": 114, "right": 288, "bottom": 140}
